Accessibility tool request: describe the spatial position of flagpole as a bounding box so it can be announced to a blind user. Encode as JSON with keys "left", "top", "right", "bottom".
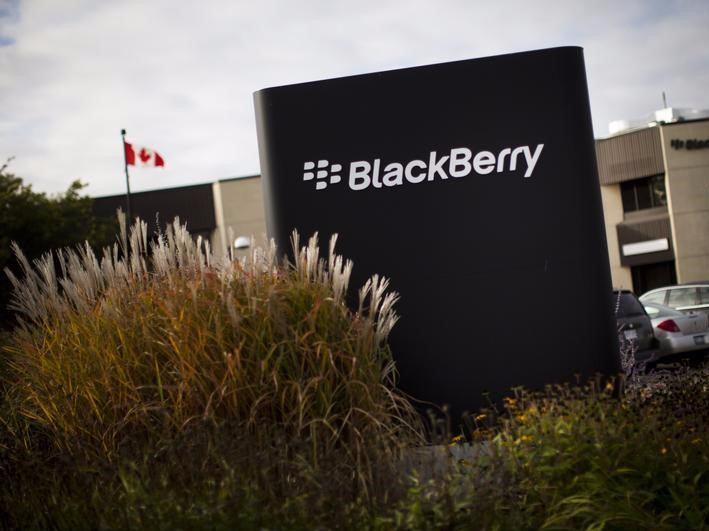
{"left": 121, "top": 129, "right": 132, "bottom": 223}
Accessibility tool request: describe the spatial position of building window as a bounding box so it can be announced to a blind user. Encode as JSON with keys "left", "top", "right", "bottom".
{"left": 620, "top": 175, "right": 667, "bottom": 213}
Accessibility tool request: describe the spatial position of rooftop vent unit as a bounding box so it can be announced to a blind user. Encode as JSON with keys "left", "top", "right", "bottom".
{"left": 609, "top": 107, "right": 709, "bottom": 135}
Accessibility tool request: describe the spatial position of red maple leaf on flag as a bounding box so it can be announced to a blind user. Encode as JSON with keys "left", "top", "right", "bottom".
{"left": 124, "top": 142, "right": 165, "bottom": 167}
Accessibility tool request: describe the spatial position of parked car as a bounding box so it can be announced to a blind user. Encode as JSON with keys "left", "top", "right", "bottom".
{"left": 641, "top": 302, "right": 709, "bottom": 360}
{"left": 613, "top": 289, "right": 657, "bottom": 363}
{"left": 639, "top": 283, "right": 709, "bottom": 318}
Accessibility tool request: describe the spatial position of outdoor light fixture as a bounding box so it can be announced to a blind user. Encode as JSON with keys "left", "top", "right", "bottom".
{"left": 234, "top": 236, "right": 252, "bottom": 250}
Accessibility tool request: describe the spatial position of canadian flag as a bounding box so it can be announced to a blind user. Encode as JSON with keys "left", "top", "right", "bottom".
{"left": 124, "top": 142, "right": 165, "bottom": 167}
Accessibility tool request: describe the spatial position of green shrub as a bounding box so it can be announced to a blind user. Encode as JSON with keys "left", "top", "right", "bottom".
{"left": 385, "top": 368, "right": 709, "bottom": 530}
{"left": 0, "top": 217, "right": 423, "bottom": 529}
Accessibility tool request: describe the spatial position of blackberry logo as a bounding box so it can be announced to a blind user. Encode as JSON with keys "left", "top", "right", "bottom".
{"left": 303, "top": 160, "right": 343, "bottom": 190}
{"left": 303, "top": 143, "right": 544, "bottom": 192}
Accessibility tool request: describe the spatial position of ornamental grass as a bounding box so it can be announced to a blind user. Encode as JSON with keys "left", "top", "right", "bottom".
{"left": 0, "top": 215, "right": 424, "bottom": 529}
{"left": 3, "top": 215, "right": 709, "bottom": 530}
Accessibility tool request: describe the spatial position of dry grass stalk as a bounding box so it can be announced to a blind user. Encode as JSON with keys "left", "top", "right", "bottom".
{"left": 2, "top": 213, "right": 424, "bottom": 505}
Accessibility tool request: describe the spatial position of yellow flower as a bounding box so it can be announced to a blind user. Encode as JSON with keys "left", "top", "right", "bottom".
{"left": 661, "top": 447, "right": 668, "bottom": 455}
{"left": 605, "top": 382, "right": 614, "bottom": 392}
{"left": 520, "top": 435, "right": 533, "bottom": 444}
{"left": 474, "top": 413, "right": 487, "bottom": 422}
{"left": 516, "top": 414, "right": 528, "bottom": 423}
{"left": 448, "top": 435, "right": 464, "bottom": 447}
{"left": 504, "top": 397, "right": 518, "bottom": 409}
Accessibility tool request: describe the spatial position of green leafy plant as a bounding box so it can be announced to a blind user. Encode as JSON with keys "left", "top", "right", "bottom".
{"left": 0, "top": 161, "right": 116, "bottom": 329}
{"left": 386, "top": 368, "right": 709, "bottom": 530}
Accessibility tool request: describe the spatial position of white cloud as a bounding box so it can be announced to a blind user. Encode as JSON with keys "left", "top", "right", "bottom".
{"left": 1, "top": 0, "right": 708, "bottom": 196}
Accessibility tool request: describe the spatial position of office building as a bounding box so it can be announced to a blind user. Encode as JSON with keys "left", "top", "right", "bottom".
{"left": 93, "top": 175, "right": 267, "bottom": 258}
{"left": 596, "top": 108, "right": 709, "bottom": 294}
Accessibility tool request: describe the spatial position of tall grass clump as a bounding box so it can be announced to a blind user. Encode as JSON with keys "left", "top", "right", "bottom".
{"left": 0, "top": 216, "right": 424, "bottom": 529}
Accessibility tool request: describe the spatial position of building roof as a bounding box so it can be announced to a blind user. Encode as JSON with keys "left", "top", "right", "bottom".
{"left": 606, "top": 107, "right": 709, "bottom": 137}
{"left": 93, "top": 182, "right": 216, "bottom": 236}
{"left": 595, "top": 126, "right": 664, "bottom": 185}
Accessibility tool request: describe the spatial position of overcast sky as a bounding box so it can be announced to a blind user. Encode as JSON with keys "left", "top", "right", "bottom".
{"left": 1, "top": 0, "right": 708, "bottom": 197}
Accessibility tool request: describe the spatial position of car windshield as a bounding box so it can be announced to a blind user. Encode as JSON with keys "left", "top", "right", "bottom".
{"left": 640, "top": 290, "right": 666, "bottom": 304}
{"left": 615, "top": 292, "right": 646, "bottom": 317}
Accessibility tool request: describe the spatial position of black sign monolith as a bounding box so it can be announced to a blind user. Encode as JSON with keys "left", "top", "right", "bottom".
{"left": 254, "top": 47, "right": 619, "bottom": 419}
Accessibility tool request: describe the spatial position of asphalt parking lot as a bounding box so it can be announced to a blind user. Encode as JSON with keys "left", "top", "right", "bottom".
{"left": 648, "top": 347, "right": 709, "bottom": 371}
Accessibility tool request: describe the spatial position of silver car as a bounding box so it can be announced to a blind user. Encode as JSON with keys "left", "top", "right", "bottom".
{"left": 640, "top": 283, "right": 709, "bottom": 318}
{"left": 642, "top": 302, "right": 709, "bottom": 359}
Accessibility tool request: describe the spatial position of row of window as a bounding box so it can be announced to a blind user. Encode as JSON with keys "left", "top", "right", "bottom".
{"left": 641, "top": 286, "right": 709, "bottom": 307}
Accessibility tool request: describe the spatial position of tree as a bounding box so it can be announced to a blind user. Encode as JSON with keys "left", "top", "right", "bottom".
{"left": 1, "top": 160, "right": 116, "bottom": 329}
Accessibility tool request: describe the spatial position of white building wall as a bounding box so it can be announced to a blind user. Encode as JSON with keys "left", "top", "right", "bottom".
{"left": 600, "top": 184, "right": 633, "bottom": 289}
{"left": 211, "top": 176, "right": 268, "bottom": 259}
{"left": 660, "top": 120, "right": 709, "bottom": 282}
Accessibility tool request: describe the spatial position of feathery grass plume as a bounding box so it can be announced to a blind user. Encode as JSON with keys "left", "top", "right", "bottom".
{"left": 1, "top": 213, "right": 424, "bottom": 527}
